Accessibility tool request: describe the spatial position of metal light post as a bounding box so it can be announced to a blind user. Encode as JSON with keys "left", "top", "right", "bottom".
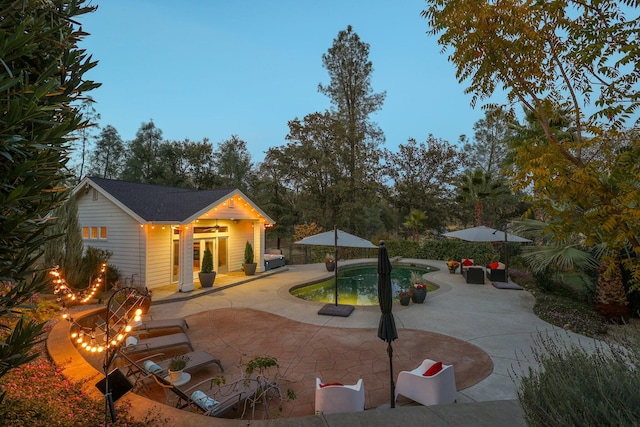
{"left": 102, "top": 287, "right": 148, "bottom": 426}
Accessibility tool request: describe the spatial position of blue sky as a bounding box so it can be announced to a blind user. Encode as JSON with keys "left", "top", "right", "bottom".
{"left": 80, "top": 1, "right": 499, "bottom": 162}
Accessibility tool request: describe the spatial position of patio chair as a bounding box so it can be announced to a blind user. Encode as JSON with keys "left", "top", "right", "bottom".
{"left": 486, "top": 262, "right": 507, "bottom": 282}
{"left": 118, "top": 349, "right": 223, "bottom": 393}
{"left": 395, "top": 359, "right": 457, "bottom": 406}
{"left": 155, "top": 372, "right": 259, "bottom": 418}
{"left": 132, "top": 316, "right": 189, "bottom": 334}
{"left": 463, "top": 266, "right": 485, "bottom": 284}
{"left": 122, "top": 332, "right": 194, "bottom": 355}
{"left": 314, "top": 378, "right": 365, "bottom": 414}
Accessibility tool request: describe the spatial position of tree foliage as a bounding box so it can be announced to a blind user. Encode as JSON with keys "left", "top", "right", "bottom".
{"left": 423, "top": 0, "right": 640, "bottom": 287}
{"left": 318, "top": 25, "right": 386, "bottom": 233}
{"left": 0, "top": 0, "right": 99, "bottom": 400}
{"left": 87, "top": 124, "right": 124, "bottom": 179}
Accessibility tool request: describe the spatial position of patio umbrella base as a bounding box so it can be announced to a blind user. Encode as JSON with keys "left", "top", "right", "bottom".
{"left": 318, "top": 303, "right": 354, "bottom": 317}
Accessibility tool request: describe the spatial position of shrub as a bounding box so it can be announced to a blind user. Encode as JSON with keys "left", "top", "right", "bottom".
{"left": 244, "top": 241, "right": 254, "bottom": 265}
{"left": 201, "top": 248, "right": 214, "bottom": 273}
{"left": 513, "top": 332, "right": 640, "bottom": 426}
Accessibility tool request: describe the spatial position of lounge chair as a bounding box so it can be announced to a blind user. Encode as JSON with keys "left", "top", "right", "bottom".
{"left": 154, "top": 372, "right": 259, "bottom": 418}
{"left": 315, "top": 378, "right": 365, "bottom": 414}
{"left": 119, "top": 350, "right": 223, "bottom": 393}
{"left": 122, "top": 332, "right": 194, "bottom": 355}
{"left": 395, "top": 359, "right": 457, "bottom": 406}
{"left": 133, "top": 317, "right": 189, "bottom": 333}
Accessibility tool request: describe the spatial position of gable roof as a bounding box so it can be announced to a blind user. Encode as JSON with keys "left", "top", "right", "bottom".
{"left": 75, "top": 177, "right": 271, "bottom": 224}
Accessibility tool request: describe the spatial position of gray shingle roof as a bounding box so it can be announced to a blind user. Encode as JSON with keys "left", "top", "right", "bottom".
{"left": 88, "top": 177, "right": 235, "bottom": 222}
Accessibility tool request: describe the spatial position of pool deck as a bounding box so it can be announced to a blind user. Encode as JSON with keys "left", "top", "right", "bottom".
{"left": 47, "top": 258, "right": 593, "bottom": 426}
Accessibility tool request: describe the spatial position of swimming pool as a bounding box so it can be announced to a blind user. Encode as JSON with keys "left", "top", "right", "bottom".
{"left": 290, "top": 264, "right": 437, "bottom": 306}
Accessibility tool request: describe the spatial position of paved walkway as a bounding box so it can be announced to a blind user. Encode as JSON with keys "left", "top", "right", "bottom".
{"left": 47, "top": 258, "right": 591, "bottom": 426}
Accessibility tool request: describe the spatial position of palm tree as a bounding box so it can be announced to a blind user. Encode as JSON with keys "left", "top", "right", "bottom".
{"left": 404, "top": 209, "right": 427, "bottom": 241}
{"left": 457, "top": 168, "right": 508, "bottom": 226}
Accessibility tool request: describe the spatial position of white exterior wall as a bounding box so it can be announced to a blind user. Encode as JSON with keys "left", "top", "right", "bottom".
{"left": 230, "top": 221, "right": 257, "bottom": 272}
{"left": 75, "top": 191, "right": 146, "bottom": 288}
{"left": 145, "top": 225, "right": 172, "bottom": 288}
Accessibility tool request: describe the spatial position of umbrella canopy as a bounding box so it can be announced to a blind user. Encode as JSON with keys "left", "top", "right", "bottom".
{"left": 295, "top": 227, "right": 375, "bottom": 311}
{"left": 377, "top": 240, "right": 397, "bottom": 408}
{"left": 295, "top": 229, "right": 378, "bottom": 248}
{"left": 442, "top": 225, "right": 531, "bottom": 243}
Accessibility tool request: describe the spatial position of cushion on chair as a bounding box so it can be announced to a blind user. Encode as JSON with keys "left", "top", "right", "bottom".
{"left": 423, "top": 361, "right": 443, "bottom": 376}
{"left": 488, "top": 261, "right": 500, "bottom": 269}
{"left": 497, "top": 262, "right": 506, "bottom": 269}
{"left": 142, "top": 360, "right": 163, "bottom": 374}
{"left": 462, "top": 259, "right": 474, "bottom": 266}
{"left": 319, "top": 382, "right": 344, "bottom": 388}
{"left": 191, "top": 390, "right": 219, "bottom": 410}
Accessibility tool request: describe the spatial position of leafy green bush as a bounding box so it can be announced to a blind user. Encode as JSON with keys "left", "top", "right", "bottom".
{"left": 385, "top": 239, "right": 498, "bottom": 265}
{"left": 514, "top": 332, "right": 640, "bottom": 426}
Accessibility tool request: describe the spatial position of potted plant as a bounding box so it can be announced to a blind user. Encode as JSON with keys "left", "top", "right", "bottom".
{"left": 243, "top": 241, "right": 257, "bottom": 276}
{"left": 325, "top": 253, "right": 335, "bottom": 271}
{"left": 411, "top": 284, "right": 428, "bottom": 303}
{"left": 198, "top": 247, "right": 216, "bottom": 288}
{"left": 397, "top": 290, "right": 411, "bottom": 306}
{"left": 168, "top": 354, "right": 189, "bottom": 382}
{"left": 446, "top": 260, "right": 460, "bottom": 274}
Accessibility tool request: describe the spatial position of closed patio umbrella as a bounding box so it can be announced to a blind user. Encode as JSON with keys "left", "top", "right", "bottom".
{"left": 377, "top": 240, "right": 398, "bottom": 408}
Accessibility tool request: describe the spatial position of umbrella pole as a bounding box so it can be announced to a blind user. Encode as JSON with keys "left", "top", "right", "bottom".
{"left": 334, "top": 225, "right": 338, "bottom": 306}
{"left": 388, "top": 342, "right": 395, "bottom": 408}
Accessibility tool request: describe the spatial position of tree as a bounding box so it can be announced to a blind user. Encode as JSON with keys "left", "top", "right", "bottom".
{"left": 87, "top": 125, "right": 124, "bottom": 179}
{"left": 386, "top": 136, "right": 461, "bottom": 230}
{"left": 43, "top": 197, "right": 84, "bottom": 288}
{"left": 456, "top": 168, "right": 509, "bottom": 227}
{"left": 463, "top": 107, "right": 517, "bottom": 177}
{"left": 121, "top": 121, "right": 163, "bottom": 183}
{"left": 404, "top": 209, "right": 427, "bottom": 241}
{"left": 0, "top": 0, "right": 99, "bottom": 400}
{"left": 213, "top": 135, "right": 254, "bottom": 192}
{"left": 71, "top": 98, "right": 100, "bottom": 182}
{"left": 318, "top": 25, "right": 386, "bottom": 233}
{"left": 423, "top": 0, "right": 640, "bottom": 287}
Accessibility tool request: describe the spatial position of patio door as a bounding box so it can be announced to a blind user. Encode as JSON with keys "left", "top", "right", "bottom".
{"left": 217, "top": 237, "right": 228, "bottom": 273}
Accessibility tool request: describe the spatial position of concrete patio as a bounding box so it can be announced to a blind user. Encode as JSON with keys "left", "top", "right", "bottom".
{"left": 47, "top": 258, "right": 591, "bottom": 425}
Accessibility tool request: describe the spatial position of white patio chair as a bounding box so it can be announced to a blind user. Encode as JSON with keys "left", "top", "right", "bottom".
{"left": 395, "top": 359, "right": 457, "bottom": 406}
{"left": 314, "top": 378, "right": 364, "bottom": 414}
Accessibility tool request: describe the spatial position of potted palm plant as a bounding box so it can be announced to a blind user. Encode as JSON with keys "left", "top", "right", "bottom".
{"left": 198, "top": 247, "right": 216, "bottom": 288}
{"left": 243, "top": 241, "right": 257, "bottom": 276}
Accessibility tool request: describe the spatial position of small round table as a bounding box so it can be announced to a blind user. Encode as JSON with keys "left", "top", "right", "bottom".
{"left": 165, "top": 372, "right": 191, "bottom": 387}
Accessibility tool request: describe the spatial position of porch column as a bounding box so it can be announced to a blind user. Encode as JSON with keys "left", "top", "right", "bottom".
{"left": 254, "top": 220, "right": 264, "bottom": 273}
{"left": 178, "top": 225, "right": 195, "bottom": 292}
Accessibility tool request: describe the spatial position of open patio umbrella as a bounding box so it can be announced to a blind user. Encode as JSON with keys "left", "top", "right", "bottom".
{"left": 442, "top": 225, "right": 531, "bottom": 280}
{"left": 377, "top": 240, "right": 398, "bottom": 408}
{"left": 295, "top": 226, "right": 377, "bottom": 317}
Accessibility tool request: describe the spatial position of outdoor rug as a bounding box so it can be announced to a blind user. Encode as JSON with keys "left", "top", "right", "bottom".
{"left": 492, "top": 281, "right": 524, "bottom": 290}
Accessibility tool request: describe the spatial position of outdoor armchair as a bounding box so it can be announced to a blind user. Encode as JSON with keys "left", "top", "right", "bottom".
{"left": 395, "top": 359, "right": 457, "bottom": 406}
{"left": 315, "top": 378, "right": 365, "bottom": 414}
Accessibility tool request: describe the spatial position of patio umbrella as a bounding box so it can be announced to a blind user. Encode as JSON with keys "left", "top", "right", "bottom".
{"left": 442, "top": 225, "right": 531, "bottom": 280}
{"left": 377, "top": 240, "right": 398, "bottom": 408}
{"left": 295, "top": 226, "right": 376, "bottom": 316}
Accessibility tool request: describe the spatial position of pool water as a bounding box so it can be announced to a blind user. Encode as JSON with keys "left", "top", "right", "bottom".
{"left": 291, "top": 264, "right": 437, "bottom": 306}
